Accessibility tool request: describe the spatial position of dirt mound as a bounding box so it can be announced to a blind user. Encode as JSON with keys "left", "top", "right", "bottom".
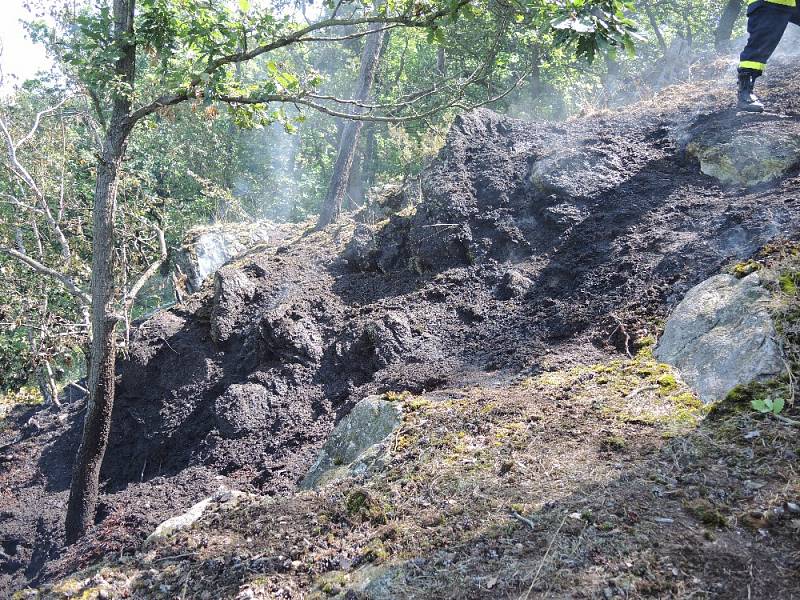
{"left": 4, "top": 59, "right": 800, "bottom": 594}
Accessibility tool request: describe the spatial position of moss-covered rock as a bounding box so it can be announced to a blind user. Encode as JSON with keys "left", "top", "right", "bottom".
{"left": 685, "top": 120, "right": 800, "bottom": 188}
{"left": 655, "top": 273, "right": 784, "bottom": 403}
{"left": 301, "top": 395, "right": 404, "bottom": 489}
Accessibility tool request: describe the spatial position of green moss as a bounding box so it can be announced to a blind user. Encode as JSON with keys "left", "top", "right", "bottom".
{"left": 346, "top": 489, "right": 369, "bottom": 515}
{"left": 315, "top": 571, "right": 348, "bottom": 596}
{"left": 672, "top": 392, "right": 702, "bottom": 410}
{"left": 361, "top": 539, "right": 389, "bottom": 563}
{"left": 711, "top": 379, "right": 791, "bottom": 419}
{"left": 405, "top": 397, "right": 430, "bottom": 412}
{"left": 731, "top": 260, "right": 761, "bottom": 279}
{"left": 685, "top": 498, "right": 728, "bottom": 528}
{"left": 384, "top": 390, "right": 413, "bottom": 403}
{"left": 600, "top": 434, "right": 627, "bottom": 451}
{"left": 656, "top": 373, "right": 678, "bottom": 394}
{"left": 345, "top": 489, "right": 388, "bottom": 524}
{"left": 779, "top": 272, "right": 798, "bottom": 296}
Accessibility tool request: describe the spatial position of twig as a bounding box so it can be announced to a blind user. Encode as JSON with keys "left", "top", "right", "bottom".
{"left": 0, "top": 246, "right": 90, "bottom": 306}
{"left": 624, "top": 384, "right": 659, "bottom": 401}
{"left": 510, "top": 510, "right": 536, "bottom": 529}
{"left": 520, "top": 512, "right": 569, "bottom": 600}
{"left": 773, "top": 413, "right": 800, "bottom": 426}
{"left": 781, "top": 356, "right": 796, "bottom": 405}
{"left": 152, "top": 552, "right": 196, "bottom": 563}
{"left": 608, "top": 312, "right": 633, "bottom": 358}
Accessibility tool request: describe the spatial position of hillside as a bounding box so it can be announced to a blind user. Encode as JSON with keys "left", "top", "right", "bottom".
{"left": 3, "top": 58, "right": 800, "bottom": 598}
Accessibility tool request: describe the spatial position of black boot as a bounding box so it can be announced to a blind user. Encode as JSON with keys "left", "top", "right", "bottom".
{"left": 737, "top": 70, "right": 764, "bottom": 113}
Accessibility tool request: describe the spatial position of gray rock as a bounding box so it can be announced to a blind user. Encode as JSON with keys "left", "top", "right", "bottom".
{"left": 654, "top": 273, "right": 784, "bottom": 403}
{"left": 529, "top": 145, "right": 628, "bottom": 199}
{"left": 683, "top": 116, "right": 800, "bottom": 188}
{"left": 176, "top": 221, "right": 294, "bottom": 293}
{"left": 210, "top": 269, "right": 256, "bottom": 344}
{"left": 146, "top": 488, "right": 246, "bottom": 542}
{"left": 347, "top": 563, "right": 407, "bottom": 599}
{"left": 300, "top": 395, "right": 403, "bottom": 489}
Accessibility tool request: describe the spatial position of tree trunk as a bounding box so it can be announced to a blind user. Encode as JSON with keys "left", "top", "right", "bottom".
{"left": 317, "top": 10, "right": 386, "bottom": 227}
{"left": 715, "top": 0, "right": 744, "bottom": 51}
{"left": 345, "top": 134, "right": 366, "bottom": 210}
{"left": 65, "top": 0, "right": 135, "bottom": 545}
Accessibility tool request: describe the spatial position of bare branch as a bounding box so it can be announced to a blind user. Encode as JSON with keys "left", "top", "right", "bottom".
{"left": 299, "top": 23, "right": 402, "bottom": 42}
{"left": 0, "top": 113, "right": 73, "bottom": 261}
{"left": 16, "top": 97, "right": 70, "bottom": 149}
{"left": 124, "top": 219, "right": 167, "bottom": 311}
{"left": 306, "top": 86, "right": 437, "bottom": 110}
{"left": 0, "top": 246, "right": 90, "bottom": 306}
{"left": 217, "top": 92, "right": 463, "bottom": 122}
{"left": 122, "top": 219, "right": 167, "bottom": 348}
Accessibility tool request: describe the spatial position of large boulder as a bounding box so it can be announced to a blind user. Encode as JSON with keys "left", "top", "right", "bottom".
{"left": 300, "top": 395, "right": 403, "bottom": 489}
{"left": 654, "top": 273, "right": 784, "bottom": 403}
{"left": 529, "top": 143, "right": 628, "bottom": 199}
{"left": 683, "top": 114, "right": 800, "bottom": 188}
{"left": 175, "top": 221, "right": 295, "bottom": 293}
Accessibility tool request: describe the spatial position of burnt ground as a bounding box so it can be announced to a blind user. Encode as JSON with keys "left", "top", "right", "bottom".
{"left": 13, "top": 346, "right": 800, "bottom": 599}
{"left": 3, "top": 58, "right": 800, "bottom": 596}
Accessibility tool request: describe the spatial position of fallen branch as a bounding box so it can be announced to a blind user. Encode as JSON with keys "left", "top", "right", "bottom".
{"left": 624, "top": 384, "right": 659, "bottom": 401}
{"left": 510, "top": 510, "right": 536, "bottom": 529}
{"left": 773, "top": 413, "right": 800, "bottom": 426}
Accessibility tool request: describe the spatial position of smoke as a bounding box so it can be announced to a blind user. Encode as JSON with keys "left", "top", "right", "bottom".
{"left": 232, "top": 118, "right": 304, "bottom": 223}
{"left": 774, "top": 25, "right": 800, "bottom": 58}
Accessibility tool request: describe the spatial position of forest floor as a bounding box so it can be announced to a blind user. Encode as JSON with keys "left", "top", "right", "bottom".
{"left": 3, "top": 57, "right": 800, "bottom": 597}
{"left": 14, "top": 344, "right": 800, "bottom": 599}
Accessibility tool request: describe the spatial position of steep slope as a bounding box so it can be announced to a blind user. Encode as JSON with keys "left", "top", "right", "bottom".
{"left": 3, "top": 58, "right": 800, "bottom": 595}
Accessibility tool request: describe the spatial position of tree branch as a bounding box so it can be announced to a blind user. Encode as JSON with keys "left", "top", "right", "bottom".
{"left": 0, "top": 246, "right": 90, "bottom": 306}
{"left": 127, "top": 2, "right": 470, "bottom": 124}
{"left": 0, "top": 113, "right": 73, "bottom": 261}
{"left": 16, "top": 97, "right": 70, "bottom": 149}
{"left": 123, "top": 220, "right": 167, "bottom": 312}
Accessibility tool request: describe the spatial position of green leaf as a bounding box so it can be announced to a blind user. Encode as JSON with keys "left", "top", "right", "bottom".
{"left": 751, "top": 399, "right": 769, "bottom": 413}
{"left": 772, "top": 397, "right": 785, "bottom": 415}
{"left": 238, "top": 0, "right": 251, "bottom": 13}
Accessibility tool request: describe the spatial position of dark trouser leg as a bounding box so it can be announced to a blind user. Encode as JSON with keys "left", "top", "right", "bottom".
{"left": 790, "top": 5, "right": 800, "bottom": 26}
{"left": 739, "top": 2, "right": 792, "bottom": 73}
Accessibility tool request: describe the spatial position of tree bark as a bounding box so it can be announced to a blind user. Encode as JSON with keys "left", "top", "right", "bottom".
{"left": 715, "top": 0, "right": 744, "bottom": 51}
{"left": 317, "top": 8, "right": 386, "bottom": 227}
{"left": 65, "top": 0, "right": 135, "bottom": 545}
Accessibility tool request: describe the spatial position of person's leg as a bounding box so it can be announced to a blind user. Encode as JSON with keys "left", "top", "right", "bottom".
{"left": 738, "top": 2, "right": 793, "bottom": 111}
{"left": 789, "top": 4, "right": 800, "bottom": 26}
{"left": 740, "top": 2, "right": 792, "bottom": 72}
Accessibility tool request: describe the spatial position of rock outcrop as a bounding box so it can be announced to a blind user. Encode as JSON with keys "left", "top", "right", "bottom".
{"left": 682, "top": 114, "right": 800, "bottom": 188}
{"left": 300, "top": 395, "right": 403, "bottom": 489}
{"left": 147, "top": 488, "right": 247, "bottom": 542}
{"left": 175, "top": 221, "right": 296, "bottom": 292}
{"left": 655, "top": 273, "right": 784, "bottom": 403}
